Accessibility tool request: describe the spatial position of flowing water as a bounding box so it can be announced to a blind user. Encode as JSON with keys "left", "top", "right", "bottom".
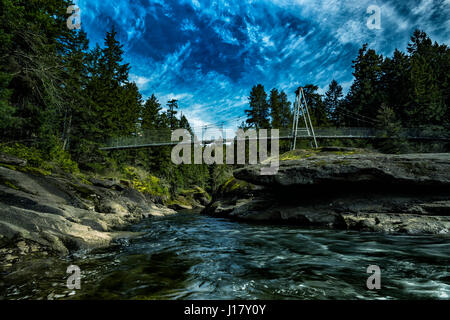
{"left": 1, "top": 212, "right": 449, "bottom": 300}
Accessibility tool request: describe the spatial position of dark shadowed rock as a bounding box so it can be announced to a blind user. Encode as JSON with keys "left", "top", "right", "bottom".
{"left": 89, "top": 178, "right": 124, "bottom": 191}
{"left": 205, "top": 152, "right": 450, "bottom": 235}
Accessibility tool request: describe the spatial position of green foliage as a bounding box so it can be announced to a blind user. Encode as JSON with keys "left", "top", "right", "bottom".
{"left": 245, "top": 84, "right": 270, "bottom": 129}
{"left": 123, "top": 166, "right": 169, "bottom": 197}
{"left": 218, "top": 177, "right": 254, "bottom": 196}
{"left": 141, "top": 94, "right": 163, "bottom": 131}
{"left": 49, "top": 144, "right": 80, "bottom": 174}
{"left": 341, "top": 44, "right": 385, "bottom": 126}
{"left": 375, "top": 104, "right": 409, "bottom": 154}
{"left": 166, "top": 99, "right": 179, "bottom": 130}
{"left": 270, "top": 89, "right": 292, "bottom": 129}
{"left": 337, "top": 30, "right": 449, "bottom": 131}
{"left": 300, "top": 84, "right": 330, "bottom": 127}
{"left": 0, "top": 143, "right": 51, "bottom": 169}
{"left": 180, "top": 186, "right": 212, "bottom": 201}
{"left": 0, "top": 142, "right": 79, "bottom": 174}
{"left": 324, "top": 80, "right": 343, "bottom": 124}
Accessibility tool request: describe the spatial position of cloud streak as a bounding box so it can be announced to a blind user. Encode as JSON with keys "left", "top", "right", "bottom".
{"left": 76, "top": 0, "right": 450, "bottom": 128}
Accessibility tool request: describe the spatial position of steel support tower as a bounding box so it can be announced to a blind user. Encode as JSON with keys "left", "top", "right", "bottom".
{"left": 291, "top": 86, "right": 319, "bottom": 150}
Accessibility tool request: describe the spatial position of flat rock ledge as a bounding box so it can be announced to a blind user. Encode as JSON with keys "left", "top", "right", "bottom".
{"left": 204, "top": 152, "right": 450, "bottom": 236}
{"left": 0, "top": 166, "right": 176, "bottom": 270}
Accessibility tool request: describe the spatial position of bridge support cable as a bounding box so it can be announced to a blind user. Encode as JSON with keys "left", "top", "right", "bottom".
{"left": 291, "top": 87, "right": 319, "bottom": 150}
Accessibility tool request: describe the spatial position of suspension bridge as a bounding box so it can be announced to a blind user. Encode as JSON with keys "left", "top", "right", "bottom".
{"left": 100, "top": 87, "right": 450, "bottom": 151}
{"left": 100, "top": 127, "right": 449, "bottom": 151}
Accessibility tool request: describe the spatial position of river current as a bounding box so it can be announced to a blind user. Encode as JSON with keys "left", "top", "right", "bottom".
{"left": 2, "top": 213, "right": 449, "bottom": 300}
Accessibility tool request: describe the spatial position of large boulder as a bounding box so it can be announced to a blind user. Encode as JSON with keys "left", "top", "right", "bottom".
{"left": 234, "top": 153, "right": 450, "bottom": 187}
{"left": 205, "top": 152, "right": 450, "bottom": 235}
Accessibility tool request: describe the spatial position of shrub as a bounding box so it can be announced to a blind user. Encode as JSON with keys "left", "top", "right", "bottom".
{"left": 50, "top": 144, "right": 80, "bottom": 174}
{"left": 0, "top": 143, "right": 50, "bottom": 169}
{"left": 0, "top": 143, "right": 79, "bottom": 174}
{"left": 123, "top": 166, "right": 169, "bottom": 197}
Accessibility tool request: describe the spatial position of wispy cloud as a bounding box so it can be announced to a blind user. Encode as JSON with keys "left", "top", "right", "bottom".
{"left": 77, "top": 0, "right": 449, "bottom": 127}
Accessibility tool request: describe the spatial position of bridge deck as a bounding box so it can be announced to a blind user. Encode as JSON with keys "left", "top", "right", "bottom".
{"left": 99, "top": 127, "right": 450, "bottom": 151}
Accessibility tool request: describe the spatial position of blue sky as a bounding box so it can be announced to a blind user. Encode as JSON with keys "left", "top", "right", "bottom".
{"left": 75, "top": 0, "right": 449, "bottom": 131}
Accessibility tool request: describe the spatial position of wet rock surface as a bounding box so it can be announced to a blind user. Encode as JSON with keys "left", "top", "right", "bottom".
{"left": 0, "top": 165, "right": 176, "bottom": 271}
{"left": 204, "top": 151, "right": 450, "bottom": 235}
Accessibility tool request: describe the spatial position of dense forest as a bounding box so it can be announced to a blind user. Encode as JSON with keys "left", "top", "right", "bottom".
{"left": 243, "top": 30, "right": 449, "bottom": 133}
{"left": 1, "top": 1, "right": 449, "bottom": 196}
{"left": 0, "top": 0, "right": 219, "bottom": 196}
{"left": 242, "top": 29, "right": 449, "bottom": 152}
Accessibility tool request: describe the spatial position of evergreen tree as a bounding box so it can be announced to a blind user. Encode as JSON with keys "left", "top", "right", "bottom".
{"left": 166, "top": 99, "right": 179, "bottom": 129}
{"left": 300, "top": 85, "right": 329, "bottom": 127}
{"left": 88, "top": 27, "right": 132, "bottom": 139}
{"left": 375, "top": 104, "right": 407, "bottom": 153}
{"left": 269, "top": 88, "right": 292, "bottom": 129}
{"left": 269, "top": 88, "right": 282, "bottom": 128}
{"left": 0, "top": 0, "right": 17, "bottom": 132}
{"left": 344, "top": 44, "right": 384, "bottom": 126}
{"left": 142, "top": 94, "right": 162, "bottom": 131}
{"left": 380, "top": 49, "right": 410, "bottom": 124}
{"left": 118, "top": 82, "right": 142, "bottom": 136}
{"left": 180, "top": 113, "right": 193, "bottom": 135}
{"left": 0, "top": 0, "right": 72, "bottom": 143}
{"left": 59, "top": 29, "right": 91, "bottom": 151}
{"left": 99, "top": 27, "right": 130, "bottom": 85}
{"left": 324, "top": 80, "right": 343, "bottom": 124}
{"left": 278, "top": 91, "right": 292, "bottom": 128}
{"left": 405, "top": 30, "right": 447, "bottom": 126}
{"left": 245, "top": 84, "right": 270, "bottom": 128}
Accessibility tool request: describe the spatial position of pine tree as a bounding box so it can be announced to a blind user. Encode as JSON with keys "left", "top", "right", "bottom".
{"left": 269, "top": 88, "right": 292, "bottom": 129}
{"left": 118, "top": 82, "right": 142, "bottom": 136}
{"left": 405, "top": 30, "right": 447, "bottom": 126}
{"left": 0, "top": 0, "right": 72, "bottom": 142}
{"left": 99, "top": 27, "right": 130, "bottom": 85}
{"left": 245, "top": 84, "right": 270, "bottom": 128}
{"left": 141, "top": 94, "right": 162, "bottom": 131}
{"left": 59, "top": 30, "right": 90, "bottom": 151}
{"left": 278, "top": 91, "right": 292, "bottom": 128}
{"left": 375, "top": 104, "right": 407, "bottom": 153}
{"left": 344, "top": 44, "right": 384, "bottom": 126}
{"left": 324, "top": 80, "right": 343, "bottom": 124}
{"left": 380, "top": 49, "right": 410, "bottom": 124}
{"left": 0, "top": 1, "right": 15, "bottom": 133}
{"left": 269, "top": 88, "right": 281, "bottom": 128}
{"left": 87, "top": 27, "right": 135, "bottom": 139}
{"left": 301, "top": 85, "right": 329, "bottom": 127}
{"left": 166, "top": 99, "right": 179, "bottom": 129}
{"left": 180, "top": 114, "right": 193, "bottom": 135}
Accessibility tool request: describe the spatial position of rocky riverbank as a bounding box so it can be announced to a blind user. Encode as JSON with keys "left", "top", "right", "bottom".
{"left": 203, "top": 148, "right": 450, "bottom": 235}
{"left": 0, "top": 153, "right": 206, "bottom": 272}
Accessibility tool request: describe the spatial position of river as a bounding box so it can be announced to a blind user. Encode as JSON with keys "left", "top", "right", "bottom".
{"left": 2, "top": 212, "right": 449, "bottom": 300}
